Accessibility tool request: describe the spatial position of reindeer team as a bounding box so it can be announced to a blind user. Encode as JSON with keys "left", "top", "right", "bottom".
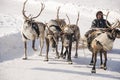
{"left": 21, "top": 0, "right": 120, "bottom": 73}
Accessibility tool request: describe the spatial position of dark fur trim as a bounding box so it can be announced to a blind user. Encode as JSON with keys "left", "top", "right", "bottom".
{"left": 49, "top": 25, "right": 62, "bottom": 32}
{"left": 22, "top": 33, "right": 29, "bottom": 40}
{"left": 96, "top": 40, "right": 103, "bottom": 47}
{"left": 32, "top": 22, "right": 40, "bottom": 37}
{"left": 107, "top": 35, "right": 114, "bottom": 41}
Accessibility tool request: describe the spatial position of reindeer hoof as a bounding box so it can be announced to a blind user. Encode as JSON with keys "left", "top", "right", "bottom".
{"left": 63, "top": 56, "right": 66, "bottom": 59}
{"left": 22, "top": 57, "right": 27, "bottom": 60}
{"left": 100, "top": 64, "right": 104, "bottom": 69}
{"left": 104, "top": 67, "right": 107, "bottom": 70}
{"left": 74, "top": 55, "right": 78, "bottom": 58}
{"left": 89, "top": 62, "right": 94, "bottom": 65}
{"left": 68, "top": 61, "right": 73, "bottom": 64}
{"left": 91, "top": 69, "right": 96, "bottom": 73}
{"left": 89, "top": 61, "right": 94, "bottom": 65}
{"left": 33, "top": 48, "right": 37, "bottom": 51}
{"left": 39, "top": 54, "right": 42, "bottom": 56}
{"left": 100, "top": 65, "right": 107, "bottom": 70}
{"left": 67, "top": 60, "right": 73, "bottom": 64}
{"left": 44, "top": 59, "right": 49, "bottom": 61}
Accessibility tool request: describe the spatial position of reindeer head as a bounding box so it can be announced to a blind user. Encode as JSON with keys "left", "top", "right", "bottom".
{"left": 62, "top": 26, "right": 74, "bottom": 47}
{"left": 22, "top": 0, "right": 45, "bottom": 26}
{"left": 61, "top": 12, "right": 80, "bottom": 47}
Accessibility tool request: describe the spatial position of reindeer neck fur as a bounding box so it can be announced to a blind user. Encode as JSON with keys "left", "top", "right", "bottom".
{"left": 106, "top": 29, "right": 117, "bottom": 41}
{"left": 94, "top": 31, "right": 115, "bottom": 51}
{"left": 22, "top": 20, "right": 40, "bottom": 40}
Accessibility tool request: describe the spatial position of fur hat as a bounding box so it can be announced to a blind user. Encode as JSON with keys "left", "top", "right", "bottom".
{"left": 96, "top": 11, "right": 103, "bottom": 18}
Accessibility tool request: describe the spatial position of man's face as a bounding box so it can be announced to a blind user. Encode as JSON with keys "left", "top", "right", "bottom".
{"left": 97, "top": 13, "right": 103, "bottom": 19}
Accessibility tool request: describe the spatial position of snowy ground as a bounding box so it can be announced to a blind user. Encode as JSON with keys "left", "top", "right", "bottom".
{"left": 0, "top": 0, "right": 120, "bottom": 80}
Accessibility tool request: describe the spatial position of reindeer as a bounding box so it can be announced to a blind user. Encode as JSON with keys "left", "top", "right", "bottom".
{"left": 85, "top": 12, "right": 120, "bottom": 73}
{"left": 21, "top": 0, "right": 45, "bottom": 60}
{"left": 60, "top": 12, "right": 80, "bottom": 59}
{"left": 60, "top": 13, "right": 80, "bottom": 64}
{"left": 60, "top": 24, "right": 74, "bottom": 64}
{"left": 44, "top": 24, "right": 61, "bottom": 61}
{"left": 44, "top": 7, "right": 66, "bottom": 61}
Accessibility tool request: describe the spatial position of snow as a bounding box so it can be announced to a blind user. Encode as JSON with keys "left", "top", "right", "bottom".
{"left": 0, "top": 0, "right": 120, "bottom": 80}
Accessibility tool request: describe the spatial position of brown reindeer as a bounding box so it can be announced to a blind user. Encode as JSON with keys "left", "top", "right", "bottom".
{"left": 60, "top": 24, "right": 74, "bottom": 64}
{"left": 60, "top": 13, "right": 80, "bottom": 64}
{"left": 21, "top": 0, "right": 45, "bottom": 60}
{"left": 44, "top": 7, "right": 67, "bottom": 61}
{"left": 60, "top": 13, "right": 80, "bottom": 58}
{"left": 85, "top": 12, "right": 120, "bottom": 73}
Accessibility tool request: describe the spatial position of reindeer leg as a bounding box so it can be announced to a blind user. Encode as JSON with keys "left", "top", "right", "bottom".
{"left": 103, "top": 51, "right": 107, "bottom": 70}
{"left": 32, "top": 40, "right": 37, "bottom": 51}
{"left": 100, "top": 51, "right": 104, "bottom": 68}
{"left": 23, "top": 41, "right": 27, "bottom": 60}
{"left": 91, "top": 52, "right": 97, "bottom": 73}
{"left": 55, "top": 44, "right": 60, "bottom": 59}
{"left": 63, "top": 47, "right": 68, "bottom": 59}
{"left": 74, "top": 40, "right": 78, "bottom": 58}
{"left": 44, "top": 38, "right": 49, "bottom": 61}
{"left": 39, "top": 35, "right": 44, "bottom": 56}
{"left": 67, "top": 42, "right": 72, "bottom": 64}
{"left": 60, "top": 44, "right": 64, "bottom": 58}
{"left": 89, "top": 53, "right": 94, "bottom": 65}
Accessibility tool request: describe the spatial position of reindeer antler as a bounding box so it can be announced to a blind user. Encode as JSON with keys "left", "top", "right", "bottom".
{"left": 66, "top": 14, "right": 71, "bottom": 26}
{"left": 22, "top": 0, "right": 29, "bottom": 19}
{"left": 57, "top": 6, "right": 61, "bottom": 20}
{"left": 76, "top": 12, "right": 80, "bottom": 26}
{"left": 117, "top": 20, "right": 120, "bottom": 28}
{"left": 112, "top": 19, "right": 120, "bottom": 28}
{"left": 32, "top": 3, "right": 45, "bottom": 19}
{"left": 105, "top": 12, "right": 120, "bottom": 28}
{"left": 105, "top": 11, "right": 111, "bottom": 28}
